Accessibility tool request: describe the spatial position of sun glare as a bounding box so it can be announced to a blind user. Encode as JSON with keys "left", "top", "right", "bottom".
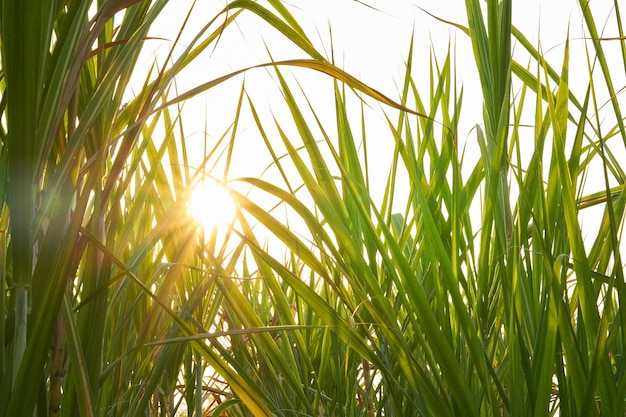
{"left": 189, "top": 181, "right": 237, "bottom": 228}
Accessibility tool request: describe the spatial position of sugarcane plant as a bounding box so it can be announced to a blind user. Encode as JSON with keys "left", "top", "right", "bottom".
{"left": 0, "top": 0, "right": 403, "bottom": 415}
{"left": 1, "top": 0, "right": 626, "bottom": 416}
{"left": 223, "top": 0, "right": 626, "bottom": 415}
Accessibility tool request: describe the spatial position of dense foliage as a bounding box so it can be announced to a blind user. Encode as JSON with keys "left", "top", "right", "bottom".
{"left": 1, "top": 0, "right": 625, "bottom": 416}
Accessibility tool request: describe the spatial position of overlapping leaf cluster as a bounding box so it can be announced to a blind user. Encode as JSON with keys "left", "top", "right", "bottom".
{"left": 1, "top": 0, "right": 625, "bottom": 416}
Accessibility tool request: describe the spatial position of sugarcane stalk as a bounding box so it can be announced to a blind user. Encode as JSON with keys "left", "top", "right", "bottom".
{"left": 49, "top": 312, "right": 67, "bottom": 417}
{"left": 12, "top": 286, "right": 28, "bottom": 385}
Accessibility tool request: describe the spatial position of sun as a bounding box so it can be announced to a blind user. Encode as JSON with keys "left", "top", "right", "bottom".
{"left": 189, "top": 181, "right": 237, "bottom": 228}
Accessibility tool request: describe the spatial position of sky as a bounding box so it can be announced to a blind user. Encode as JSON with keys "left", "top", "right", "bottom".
{"left": 128, "top": 0, "right": 624, "bottom": 244}
{"left": 136, "top": 0, "right": 589, "bottom": 173}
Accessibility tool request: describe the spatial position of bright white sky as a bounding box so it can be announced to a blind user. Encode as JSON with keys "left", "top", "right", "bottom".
{"left": 130, "top": 0, "right": 624, "bottom": 242}
{"left": 137, "top": 0, "right": 595, "bottom": 169}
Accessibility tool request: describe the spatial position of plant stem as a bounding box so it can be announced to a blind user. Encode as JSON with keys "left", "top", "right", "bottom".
{"left": 49, "top": 312, "right": 66, "bottom": 417}
{"left": 12, "top": 285, "right": 28, "bottom": 385}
